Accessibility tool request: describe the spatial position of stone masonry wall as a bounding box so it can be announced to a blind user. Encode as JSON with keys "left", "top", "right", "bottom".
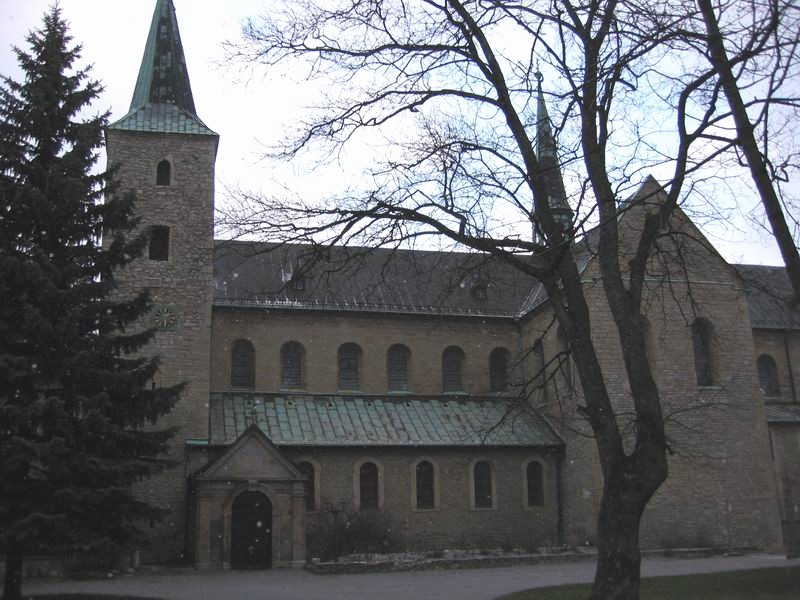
{"left": 284, "top": 446, "right": 561, "bottom": 554}
{"left": 521, "top": 207, "right": 782, "bottom": 551}
{"left": 106, "top": 129, "right": 217, "bottom": 562}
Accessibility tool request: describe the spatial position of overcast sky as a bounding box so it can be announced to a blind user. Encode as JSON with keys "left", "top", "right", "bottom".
{"left": 0, "top": 0, "right": 788, "bottom": 266}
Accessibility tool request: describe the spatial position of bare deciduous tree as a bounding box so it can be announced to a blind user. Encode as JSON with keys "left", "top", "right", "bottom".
{"left": 695, "top": 0, "right": 800, "bottom": 302}
{"left": 222, "top": 1, "right": 797, "bottom": 598}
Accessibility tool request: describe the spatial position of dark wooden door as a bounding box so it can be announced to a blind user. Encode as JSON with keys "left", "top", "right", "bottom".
{"left": 231, "top": 491, "right": 272, "bottom": 569}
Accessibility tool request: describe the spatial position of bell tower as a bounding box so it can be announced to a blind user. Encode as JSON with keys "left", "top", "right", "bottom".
{"left": 105, "top": 0, "right": 217, "bottom": 560}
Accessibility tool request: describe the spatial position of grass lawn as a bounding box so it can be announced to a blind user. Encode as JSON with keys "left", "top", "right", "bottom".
{"left": 496, "top": 566, "right": 800, "bottom": 600}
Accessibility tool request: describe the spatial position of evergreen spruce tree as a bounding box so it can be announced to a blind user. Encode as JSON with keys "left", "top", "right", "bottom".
{"left": 0, "top": 9, "right": 180, "bottom": 599}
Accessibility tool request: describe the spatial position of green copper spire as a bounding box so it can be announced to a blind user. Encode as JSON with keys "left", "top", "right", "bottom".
{"left": 109, "top": 0, "right": 215, "bottom": 135}
{"left": 534, "top": 72, "right": 571, "bottom": 237}
{"left": 131, "top": 0, "right": 195, "bottom": 113}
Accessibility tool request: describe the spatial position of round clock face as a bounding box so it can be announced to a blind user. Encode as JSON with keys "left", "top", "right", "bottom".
{"left": 152, "top": 305, "right": 178, "bottom": 330}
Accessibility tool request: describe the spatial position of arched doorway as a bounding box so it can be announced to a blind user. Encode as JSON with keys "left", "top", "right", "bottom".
{"left": 231, "top": 491, "right": 272, "bottom": 569}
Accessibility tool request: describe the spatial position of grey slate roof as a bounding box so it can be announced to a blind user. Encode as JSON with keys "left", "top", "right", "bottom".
{"left": 765, "top": 402, "right": 800, "bottom": 424}
{"left": 209, "top": 392, "right": 563, "bottom": 448}
{"left": 736, "top": 265, "right": 800, "bottom": 330}
{"left": 213, "top": 241, "right": 539, "bottom": 318}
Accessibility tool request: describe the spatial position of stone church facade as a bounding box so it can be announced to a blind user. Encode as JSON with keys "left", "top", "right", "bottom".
{"left": 106, "top": 0, "right": 800, "bottom": 568}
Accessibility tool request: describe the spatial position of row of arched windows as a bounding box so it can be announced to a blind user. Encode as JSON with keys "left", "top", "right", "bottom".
{"left": 295, "top": 458, "right": 545, "bottom": 513}
{"left": 229, "top": 339, "right": 512, "bottom": 394}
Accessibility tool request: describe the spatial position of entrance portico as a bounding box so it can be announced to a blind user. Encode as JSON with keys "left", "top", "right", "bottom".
{"left": 193, "top": 426, "right": 306, "bottom": 569}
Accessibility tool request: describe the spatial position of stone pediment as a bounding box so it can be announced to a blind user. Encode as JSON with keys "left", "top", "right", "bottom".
{"left": 199, "top": 425, "right": 302, "bottom": 481}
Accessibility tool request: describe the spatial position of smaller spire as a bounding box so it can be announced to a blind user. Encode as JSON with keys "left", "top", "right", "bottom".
{"left": 534, "top": 73, "right": 571, "bottom": 237}
{"left": 535, "top": 72, "right": 557, "bottom": 161}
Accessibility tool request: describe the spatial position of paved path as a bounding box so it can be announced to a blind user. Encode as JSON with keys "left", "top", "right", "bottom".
{"left": 23, "top": 554, "right": 800, "bottom": 600}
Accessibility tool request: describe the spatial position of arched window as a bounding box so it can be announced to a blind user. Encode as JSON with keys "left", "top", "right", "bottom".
{"left": 338, "top": 343, "right": 362, "bottom": 390}
{"left": 757, "top": 354, "right": 780, "bottom": 397}
{"left": 415, "top": 460, "right": 435, "bottom": 509}
{"left": 442, "top": 346, "right": 465, "bottom": 393}
{"left": 473, "top": 460, "right": 493, "bottom": 509}
{"left": 156, "top": 159, "right": 171, "bottom": 186}
{"left": 298, "top": 461, "right": 316, "bottom": 512}
{"left": 489, "top": 347, "right": 510, "bottom": 393}
{"left": 691, "top": 319, "right": 714, "bottom": 386}
{"left": 526, "top": 461, "right": 544, "bottom": 507}
{"left": 387, "top": 344, "right": 410, "bottom": 392}
{"left": 281, "top": 341, "right": 305, "bottom": 389}
{"left": 359, "top": 462, "right": 379, "bottom": 510}
{"left": 230, "top": 339, "right": 255, "bottom": 389}
{"left": 148, "top": 225, "right": 170, "bottom": 261}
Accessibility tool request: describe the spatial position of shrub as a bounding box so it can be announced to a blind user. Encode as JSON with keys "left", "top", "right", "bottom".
{"left": 306, "top": 510, "right": 401, "bottom": 561}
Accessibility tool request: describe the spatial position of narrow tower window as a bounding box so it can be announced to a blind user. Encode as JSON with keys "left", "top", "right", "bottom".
{"left": 156, "top": 159, "right": 171, "bottom": 186}
{"left": 148, "top": 225, "right": 170, "bottom": 261}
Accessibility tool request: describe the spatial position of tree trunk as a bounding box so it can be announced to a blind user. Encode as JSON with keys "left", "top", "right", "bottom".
{"left": 698, "top": 0, "right": 800, "bottom": 305}
{"left": 3, "top": 552, "right": 23, "bottom": 600}
{"left": 591, "top": 492, "right": 645, "bottom": 600}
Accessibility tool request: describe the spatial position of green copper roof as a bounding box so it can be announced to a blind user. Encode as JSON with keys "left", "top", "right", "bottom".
{"left": 109, "top": 0, "right": 215, "bottom": 135}
{"left": 109, "top": 103, "right": 215, "bottom": 135}
{"left": 132, "top": 0, "right": 195, "bottom": 112}
{"left": 209, "top": 392, "right": 564, "bottom": 447}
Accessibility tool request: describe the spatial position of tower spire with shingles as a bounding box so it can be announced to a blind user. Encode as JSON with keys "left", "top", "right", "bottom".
{"left": 130, "top": 0, "right": 196, "bottom": 114}
{"left": 534, "top": 72, "right": 571, "bottom": 242}
{"left": 108, "top": 0, "right": 215, "bottom": 135}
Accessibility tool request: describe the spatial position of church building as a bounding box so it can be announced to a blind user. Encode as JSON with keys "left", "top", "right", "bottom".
{"left": 106, "top": 0, "right": 800, "bottom": 569}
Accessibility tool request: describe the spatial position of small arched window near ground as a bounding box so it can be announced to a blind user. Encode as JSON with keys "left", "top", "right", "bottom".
{"left": 338, "top": 343, "right": 362, "bottom": 390}
{"left": 148, "top": 225, "right": 170, "bottom": 261}
{"left": 359, "top": 462, "right": 379, "bottom": 510}
{"left": 757, "top": 354, "right": 780, "bottom": 397}
{"left": 298, "top": 461, "right": 316, "bottom": 512}
{"left": 442, "top": 346, "right": 465, "bottom": 393}
{"left": 280, "top": 341, "right": 305, "bottom": 389}
{"left": 415, "top": 460, "right": 435, "bottom": 510}
{"left": 156, "top": 159, "right": 171, "bottom": 186}
{"left": 489, "top": 347, "right": 510, "bottom": 393}
{"left": 230, "top": 339, "right": 255, "bottom": 389}
{"left": 473, "top": 460, "right": 493, "bottom": 509}
{"left": 691, "top": 318, "right": 714, "bottom": 387}
{"left": 526, "top": 460, "right": 544, "bottom": 507}
{"left": 387, "top": 344, "right": 410, "bottom": 392}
